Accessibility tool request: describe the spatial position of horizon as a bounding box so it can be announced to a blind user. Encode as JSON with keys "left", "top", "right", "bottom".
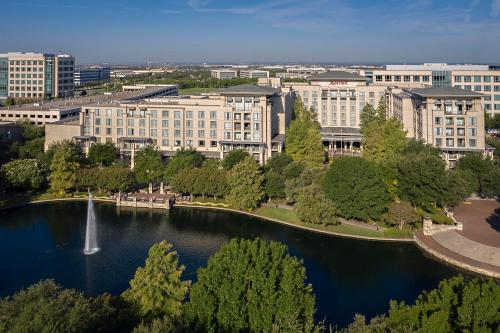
{"left": 2, "top": 0, "right": 500, "bottom": 64}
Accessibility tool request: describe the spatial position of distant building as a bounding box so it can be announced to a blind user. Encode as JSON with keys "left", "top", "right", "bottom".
{"left": 240, "top": 70, "right": 270, "bottom": 79}
{"left": 74, "top": 66, "right": 111, "bottom": 86}
{"left": 211, "top": 68, "right": 238, "bottom": 80}
{"left": 0, "top": 84, "right": 177, "bottom": 126}
{"left": 0, "top": 52, "right": 75, "bottom": 100}
{"left": 387, "top": 86, "right": 488, "bottom": 166}
{"left": 369, "top": 63, "right": 500, "bottom": 116}
{"left": 45, "top": 81, "right": 293, "bottom": 164}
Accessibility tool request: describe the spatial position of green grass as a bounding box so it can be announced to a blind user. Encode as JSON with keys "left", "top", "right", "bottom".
{"left": 179, "top": 87, "right": 217, "bottom": 95}
{"left": 0, "top": 191, "right": 57, "bottom": 209}
{"left": 253, "top": 207, "right": 406, "bottom": 239}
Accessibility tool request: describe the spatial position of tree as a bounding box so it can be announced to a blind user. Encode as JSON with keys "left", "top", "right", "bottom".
{"left": 396, "top": 154, "right": 449, "bottom": 209}
{"left": 480, "top": 168, "right": 500, "bottom": 198}
{"left": 285, "top": 120, "right": 324, "bottom": 167}
{"left": 227, "top": 156, "right": 264, "bottom": 210}
{"left": 264, "top": 172, "right": 286, "bottom": 199}
{"left": 263, "top": 153, "right": 293, "bottom": 173}
{"left": 49, "top": 143, "right": 80, "bottom": 195}
{"left": 122, "top": 241, "right": 190, "bottom": 321}
{"left": 17, "top": 137, "right": 45, "bottom": 160}
{"left": 134, "top": 146, "right": 164, "bottom": 185}
{"left": 322, "top": 157, "right": 389, "bottom": 221}
{"left": 88, "top": 142, "right": 119, "bottom": 166}
{"left": 362, "top": 118, "right": 407, "bottom": 162}
{"left": 285, "top": 167, "right": 324, "bottom": 203}
{"left": 222, "top": 149, "right": 250, "bottom": 170}
{"left": 457, "top": 153, "right": 494, "bottom": 196}
{"left": 403, "top": 139, "right": 441, "bottom": 157}
{"left": 385, "top": 276, "right": 500, "bottom": 332}
{"left": 295, "top": 184, "right": 337, "bottom": 225}
{"left": 164, "top": 149, "right": 204, "bottom": 182}
{"left": 184, "top": 238, "right": 316, "bottom": 333}
{"left": 382, "top": 201, "right": 420, "bottom": 230}
{"left": 1, "top": 159, "right": 48, "bottom": 190}
{"left": 44, "top": 140, "right": 85, "bottom": 165}
{"left": 0, "top": 280, "right": 116, "bottom": 333}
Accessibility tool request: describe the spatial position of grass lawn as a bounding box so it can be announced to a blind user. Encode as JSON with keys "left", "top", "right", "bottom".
{"left": 0, "top": 191, "right": 57, "bottom": 209}
{"left": 253, "top": 207, "right": 405, "bottom": 239}
{"left": 179, "top": 87, "right": 217, "bottom": 95}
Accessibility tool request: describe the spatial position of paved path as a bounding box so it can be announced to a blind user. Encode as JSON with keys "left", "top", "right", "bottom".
{"left": 414, "top": 200, "right": 500, "bottom": 277}
{"left": 432, "top": 230, "right": 500, "bottom": 266}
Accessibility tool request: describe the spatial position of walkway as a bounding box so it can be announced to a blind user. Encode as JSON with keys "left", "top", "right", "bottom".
{"left": 415, "top": 199, "right": 500, "bottom": 278}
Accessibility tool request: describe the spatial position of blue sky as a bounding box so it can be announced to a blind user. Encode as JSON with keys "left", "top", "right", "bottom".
{"left": 1, "top": 0, "right": 500, "bottom": 64}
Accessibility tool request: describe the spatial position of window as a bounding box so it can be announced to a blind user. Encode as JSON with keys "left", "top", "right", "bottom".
{"left": 105, "top": 118, "right": 112, "bottom": 126}
{"left": 484, "top": 86, "right": 492, "bottom": 92}
{"left": 151, "top": 110, "right": 157, "bottom": 118}
{"left": 468, "top": 117, "right": 477, "bottom": 125}
{"left": 186, "top": 130, "right": 193, "bottom": 137}
{"left": 139, "top": 129, "right": 145, "bottom": 136}
{"left": 198, "top": 140, "right": 205, "bottom": 146}
{"left": 469, "top": 139, "right": 477, "bottom": 147}
{"left": 455, "top": 75, "right": 462, "bottom": 82}
{"left": 117, "top": 128, "right": 123, "bottom": 136}
{"left": 198, "top": 111, "right": 205, "bottom": 119}
{"left": 457, "top": 138, "right": 465, "bottom": 147}
{"left": 375, "top": 75, "right": 382, "bottom": 82}
{"left": 224, "top": 112, "right": 230, "bottom": 120}
{"left": 435, "top": 117, "right": 442, "bottom": 125}
{"left": 162, "top": 120, "right": 168, "bottom": 127}
{"left": 446, "top": 138, "right": 454, "bottom": 147}
{"left": 224, "top": 132, "right": 231, "bottom": 139}
{"left": 106, "top": 109, "right": 112, "bottom": 117}
{"left": 106, "top": 128, "right": 112, "bottom": 135}
{"left": 210, "top": 111, "right": 217, "bottom": 119}
{"left": 464, "top": 76, "right": 472, "bottom": 82}
{"left": 224, "top": 122, "right": 232, "bottom": 130}
{"left": 151, "top": 119, "right": 157, "bottom": 128}
{"left": 139, "top": 119, "right": 146, "bottom": 127}
{"left": 423, "top": 76, "right": 430, "bottom": 82}
{"left": 175, "top": 140, "right": 181, "bottom": 146}
{"left": 174, "top": 111, "right": 181, "bottom": 119}
{"left": 198, "top": 120, "right": 205, "bottom": 128}
{"left": 456, "top": 117, "right": 465, "bottom": 126}
{"left": 117, "top": 109, "right": 123, "bottom": 117}
{"left": 446, "top": 128, "right": 454, "bottom": 136}
{"left": 210, "top": 130, "right": 216, "bottom": 138}
{"left": 385, "top": 75, "right": 392, "bottom": 82}
{"left": 174, "top": 120, "right": 181, "bottom": 128}
{"left": 413, "top": 75, "right": 420, "bottom": 82}
{"left": 495, "top": 104, "right": 500, "bottom": 111}
{"left": 394, "top": 75, "right": 401, "bottom": 82}
{"left": 198, "top": 130, "right": 205, "bottom": 138}
{"left": 95, "top": 118, "right": 101, "bottom": 126}
{"left": 127, "top": 128, "right": 134, "bottom": 136}
{"left": 474, "top": 76, "right": 481, "bottom": 83}
{"left": 468, "top": 128, "right": 477, "bottom": 136}
{"left": 162, "top": 111, "right": 169, "bottom": 118}
{"left": 186, "top": 120, "right": 193, "bottom": 128}
{"left": 404, "top": 75, "right": 411, "bottom": 82}
{"left": 495, "top": 95, "right": 500, "bottom": 101}
{"left": 162, "top": 129, "right": 168, "bottom": 137}
{"left": 435, "top": 127, "right": 442, "bottom": 136}
{"left": 127, "top": 119, "right": 134, "bottom": 127}
{"left": 174, "top": 130, "right": 181, "bottom": 137}
{"left": 210, "top": 121, "right": 217, "bottom": 129}
{"left": 484, "top": 76, "right": 492, "bottom": 83}
{"left": 445, "top": 117, "right": 453, "bottom": 125}
{"left": 162, "top": 139, "right": 169, "bottom": 146}
{"left": 474, "top": 85, "right": 481, "bottom": 92}
{"left": 457, "top": 128, "right": 465, "bottom": 136}
{"left": 435, "top": 138, "right": 442, "bottom": 147}
{"left": 186, "top": 111, "right": 193, "bottom": 118}
{"left": 253, "top": 113, "right": 260, "bottom": 121}
{"left": 151, "top": 129, "right": 157, "bottom": 137}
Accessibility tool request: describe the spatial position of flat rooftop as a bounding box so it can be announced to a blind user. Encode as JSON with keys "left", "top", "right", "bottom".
{"left": 308, "top": 71, "right": 368, "bottom": 82}
{"left": 406, "top": 86, "right": 484, "bottom": 98}
{"left": 217, "top": 84, "right": 278, "bottom": 96}
{"left": 385, "top": 63, "right": 490, "bottom": 71}
{"left": 0, "top": 86, "right": 176, "bottom": 112}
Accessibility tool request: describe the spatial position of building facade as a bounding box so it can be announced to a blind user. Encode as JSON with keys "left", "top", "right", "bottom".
{"left": 210, "top": 69, "right": 238, "bottom": 80}
{"left": 45, "top": 83, "right": 293, "bottom": 164}
{"left": 74, "top": 66, "right": 111, "bottom": 86}
{"left": 0, "top": 52, "right": 75, "bottom": 100}
{"left": 1, "top": 84, "right": 177, "bottom": 126}
{"left": 387, "top": 86, "right": 487, "bottom": 166}
{"left": 284, "top": 71, "right": 386, "bottom": 153}
{"left": 240, "top": 70, "right": 270, "bottom": 79}
{"left": 370, "top": 63, "right": 500, "bottom": 116}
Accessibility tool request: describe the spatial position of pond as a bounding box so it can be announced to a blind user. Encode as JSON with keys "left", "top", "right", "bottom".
{"left": 0, "top": 201, "right": 465, "bottom": 328}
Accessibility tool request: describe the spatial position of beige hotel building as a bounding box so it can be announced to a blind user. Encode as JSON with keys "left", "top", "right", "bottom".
{"left": 284, "top": 71, "right": 387, "bottom": 153}
{"left": 46, "top": 83, "right": 293, "bottom": 164}
{"left": 369, "top": 63, "right": 500, "bottom": 116}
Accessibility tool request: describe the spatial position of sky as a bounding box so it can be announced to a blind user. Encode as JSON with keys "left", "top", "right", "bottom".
{"left": 1, "top": 0, "right": 500, "bottom": 65}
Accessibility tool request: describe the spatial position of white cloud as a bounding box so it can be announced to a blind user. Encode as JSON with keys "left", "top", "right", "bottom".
{"left": 492, "top": 0, "right": 500, "bottom": 15}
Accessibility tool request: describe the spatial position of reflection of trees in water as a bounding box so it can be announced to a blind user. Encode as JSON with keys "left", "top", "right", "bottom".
{"left": 45, "top": 202, "right": 85, "bottom": 246}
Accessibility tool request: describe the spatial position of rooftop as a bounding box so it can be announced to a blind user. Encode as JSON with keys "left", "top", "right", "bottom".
{"left": 218, "top": 84, "right": 278, "bottom": 96}
{"left": 406, "top": 86, "right": 484, "bottom": 98}
{"left": 385, "top": 63, "right": 490, "bottom": 71}
{"left": 308, "top": 71, "right": 368, "bottom": 82}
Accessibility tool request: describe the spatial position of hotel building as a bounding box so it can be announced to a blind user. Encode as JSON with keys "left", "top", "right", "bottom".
{"left": 387, "top": 86, "right": 488, "bottom": 166}
{"left": 0, "top": 52, "right": 75, "bottom": 100}
{"left": 369, "top": 63, "right": 500, "bottom": 116}
{"left": 284, "top": 71, "right": 387, "bottom": 153}
{"left": 1, "top": 84, "right": 177, "bottom": 126}
{"left": 210, "top": 68, "right": 238, "bottom": 80}
{"left": 74, "top": 66, "right": 111, "bottom": 86}
{"left": 45, "top": 83, "right": 293, "bottom": 164}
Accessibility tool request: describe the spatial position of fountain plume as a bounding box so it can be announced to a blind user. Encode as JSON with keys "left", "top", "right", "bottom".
{"left": 84, "top": 192, "right": 99, "bottom": 255}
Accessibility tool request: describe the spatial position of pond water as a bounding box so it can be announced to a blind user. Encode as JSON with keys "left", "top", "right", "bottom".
{"left": 0, "top": 201, "right": 465, "bottom": 327}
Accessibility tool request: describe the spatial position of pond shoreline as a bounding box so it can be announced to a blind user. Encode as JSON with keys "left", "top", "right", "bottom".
{"left": 2, "top": 197, "right": 498, "bottom": 278}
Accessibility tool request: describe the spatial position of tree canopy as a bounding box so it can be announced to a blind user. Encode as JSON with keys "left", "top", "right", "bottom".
{"left": 133, "top": 146, "right": 164, "bottom": 185}
{"left": 222, "top": 149, "right": 250, "bottom": 170}
{"left": 184, "top": 238, "right": 317, "bottom": 333}
{"left": 322, "top": 157, "right": 389, "bottom": 221}
{"left": 1, "top": 159, "right": 48, "bottom": 190}
{"left": 88, "top": 142, "right": 119, "bottom": 167}
{"left": 295, "top": 184, "right": 337, "bottom": 225}
{"left": 227, "top": 156, "right": 264, "bottom": 210}
{"left": 49, "top": 141, "right": 81, "bottom": 195}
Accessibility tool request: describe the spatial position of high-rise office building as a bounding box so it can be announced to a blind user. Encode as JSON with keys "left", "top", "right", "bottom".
{"left": 74, "top": 66, "right": 111, "bottom": 86}
{"left": 0, "top": 52, "right": 75, "bottom": 100}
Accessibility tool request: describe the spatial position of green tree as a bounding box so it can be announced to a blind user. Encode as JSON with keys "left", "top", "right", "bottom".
{"left": 382, "top": 201, "right": 420, "bottom": 230}
{"left": 295, "top": 184, "right": 337, "bottom": 225}
{"left": 263, "top": 153, "right": 293, "bottom": 173}
{"left": 17, "top": 137, "right": 45, "bottom": 160}
{"left": 396, "top": 154, "right": 449, "bottom": 209}
{"left": 134, "top": 146, "right": 164, "bottom": 186}
{"left": 285, "top": 167, "right": 324, "bottom": 203}
{"left": 122, "top": 241, "right": 190, "bottom": 321}
{"left": 362, "top": 118, "right": 407, "bottom": 162}
{"left": 264, "top": 171, "right": 286, "bottom": 199}
{"left": 385, "top": 276, "right": 500, "bottom": 333}
{"left": 286, "top": 96, "right": 324, "bottom": 166}
{"left": 49, "top": 143, "right": 80, "bottom": 195}
{"left": 1, "top": 159, "right": 48, "bottom": 190}
{"left": 227, "top": 156, "right": 264, "bottom": 210}
{"left": 88, "top": 142, "right": 119, "bottom": 166}
{"left": 322, "top": 157, "right": 389, "bottom": 221}
{"left": 184, "top": 238, "right": 316, "bottom": 333}
{"left": 44, "top": 140, "right": 85, "bottom": 165}
{"left": 164, "top": 148, "right": 204, "bottom": 182}
{"left": 222, "top": 149, "right": 250, "bottom": 170}
{"left": 457, "top": 153, "right": 495, "bottom": 196}
{"left": 480, "top": 168, "right": 500, "bottom": 198}
{"left": 0, "top": 280, "right": 116, "bottom": 333}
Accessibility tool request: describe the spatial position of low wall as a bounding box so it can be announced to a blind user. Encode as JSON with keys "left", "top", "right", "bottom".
{"left": 422, "top": 217, "right": 463, "bottom": 236}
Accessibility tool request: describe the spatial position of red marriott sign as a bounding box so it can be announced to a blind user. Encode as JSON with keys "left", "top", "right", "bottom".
{"left": 329, "top": 80, "right": 348, "bottom": 85}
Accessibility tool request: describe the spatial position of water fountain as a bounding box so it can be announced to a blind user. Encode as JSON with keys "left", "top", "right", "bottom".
{"left": 83, "top": 193, "right": 99, "bottom": 255}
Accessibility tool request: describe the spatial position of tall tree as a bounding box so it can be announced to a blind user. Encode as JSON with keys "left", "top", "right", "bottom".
{"left": 227, "top": 156, "right": 264, "bottom": 210}
{"left": 457, "top": 153, "right": 494, "bottom": 196}
{"left": 1, "top": 159, "right": 48, "bottom": 190}
{"left": 362, "top": 118, "right": 407, "bottom": 162}
{"left": 88, "top": 142, "right": 119, "bottom": 167}
{"left": 164, "top": 148, "right": 204, "bottom": 182}
{"left": 184, "top": 238, "right": 317, "bottom": 333}
{"left": 49, "top": 143, "right": 80, "bottom": 195}
{"left": 122, "top": 241, "right": 190, "bottom": 321}
{"left": 382, "top": 201, "right": 420, "bottom": 230}
{"left": 133, "top": 146, "right": 164, "bottom": 186}
{"left": 322, "top": 157, "right": 389, "bottom": 221}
